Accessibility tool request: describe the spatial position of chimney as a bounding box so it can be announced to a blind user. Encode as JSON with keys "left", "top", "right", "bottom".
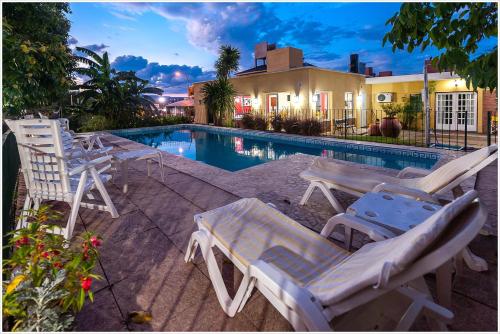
{"left": 349, "top": 54, "right": 359, "bottom": 73}
{"left": 379, "top": 71, "right": 393, "bottom": 77}
{"left": 364, "top": 67, "right": 374, "bottom": 77}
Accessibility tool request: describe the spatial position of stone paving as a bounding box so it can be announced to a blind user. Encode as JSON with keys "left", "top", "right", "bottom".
{"left": 34, "top": 133, "right": 496, "bottom": 331}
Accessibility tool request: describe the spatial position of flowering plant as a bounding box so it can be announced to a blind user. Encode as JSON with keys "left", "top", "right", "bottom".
{"left": 2, "top": 205, "right": 102, "bottom": 331}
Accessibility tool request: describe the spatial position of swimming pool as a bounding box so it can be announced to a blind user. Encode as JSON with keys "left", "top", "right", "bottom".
{"left": 115, "top": 126, "right": 440, "bottom": 172}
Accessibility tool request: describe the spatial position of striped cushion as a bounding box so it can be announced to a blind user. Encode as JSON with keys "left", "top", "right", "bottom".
{"left": 196, "top": 198, "right": 350, "bottom": 286}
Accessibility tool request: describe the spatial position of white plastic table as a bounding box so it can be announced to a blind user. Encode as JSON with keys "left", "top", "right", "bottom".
{"left": 112, "top": 149, "right": 164, "bottom": 193}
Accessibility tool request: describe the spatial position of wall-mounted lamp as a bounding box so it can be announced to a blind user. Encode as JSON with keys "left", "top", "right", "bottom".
{"left": 454, "top": 79, "right": 458, "bottom": 87}
{"left": 312, "top": 94, "right": 318, "bottom": 103}
{"left": 293, "top": 95, "right": 300, "bottom": 105}
{"left": 252, "top": 98, "right": 260, "bottom": 107}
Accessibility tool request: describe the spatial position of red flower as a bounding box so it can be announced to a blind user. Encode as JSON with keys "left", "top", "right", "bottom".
{"left": 90, "top": 236, "right": 101, "bottom": 248}
{"left": 15, "top": 236, "right": 30, "bottom": 248}
{"left": 80, "top": 277, "right": 92, "bottom": 291}
{"left": 37, "top": 243, "right": 45, "bottom": 251}
{"left": 41, "top": 251, "right": 50, "bottom": 259}
{"left": 53, "top": 262, "right": 63, "bottom": 269}
{"left": 51, "top": 249, "right": 61, "bottom": 256}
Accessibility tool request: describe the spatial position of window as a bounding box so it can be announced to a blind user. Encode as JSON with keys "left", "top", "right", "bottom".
{"left": 344, "top": 92, "right": 353, "bottom": 109}
{"left": 234, "top": 95, "right": 252, "bottom": 118}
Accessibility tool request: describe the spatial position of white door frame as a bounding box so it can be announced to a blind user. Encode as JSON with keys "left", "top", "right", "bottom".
{"left": 436, "top": 92, "right": 477, "bottom": 131}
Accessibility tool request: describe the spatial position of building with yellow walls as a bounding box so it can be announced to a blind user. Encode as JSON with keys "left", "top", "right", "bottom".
{"left": 192, "top": 43, "right": 497, "bottom": 134}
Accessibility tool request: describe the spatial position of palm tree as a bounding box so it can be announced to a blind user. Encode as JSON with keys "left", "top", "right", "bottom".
{"left": 202, "top": 45, "right": 240, "bottom": 125}
{"left": 215, "top": 45, "right": 240, "bottom": 79}
{"left": 201, "top": 78, "right": 236, "bottom": 125}
{"left": 73, "top": 47, "right": 162, "bottom": 128}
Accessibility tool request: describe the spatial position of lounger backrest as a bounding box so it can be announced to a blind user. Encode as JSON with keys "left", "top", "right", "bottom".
{"left": 306, "top": 190, "right": 481, "bottom": 305}
{"left": 9, "top": 119, "right": 72, "bottom": 200}
{"left": 416, "top": 145, "right": 497, "bottom": 193}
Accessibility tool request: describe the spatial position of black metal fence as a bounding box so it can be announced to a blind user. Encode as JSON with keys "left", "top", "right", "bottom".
{"left": 2, "top": 130, "right": 20, "bottom": 257}
{"left": 233, "top": 108, "right": 497, "bottom": 150}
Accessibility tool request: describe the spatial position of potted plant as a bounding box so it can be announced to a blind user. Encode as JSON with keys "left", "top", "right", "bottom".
{"left": 380, "top": 103, "right": 403, "bottom": 138}
{"left": 367, "top": 118, "right": 382, "bottom": 136}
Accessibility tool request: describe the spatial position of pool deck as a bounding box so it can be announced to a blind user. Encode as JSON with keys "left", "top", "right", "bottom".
{"left": 16, "top": 132, "right": 497, "bottom": 331}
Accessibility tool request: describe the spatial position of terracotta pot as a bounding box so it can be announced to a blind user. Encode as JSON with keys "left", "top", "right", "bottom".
{"left": 380, "top": 117, "right": 402, "bottom": 138}
{"left": 367, "top": 123, "right": 381, "bottom": 136}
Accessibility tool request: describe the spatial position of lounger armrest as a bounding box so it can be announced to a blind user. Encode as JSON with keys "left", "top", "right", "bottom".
{"left": 372, "top": 183, "right": 440, "bottom": 204}
{"left": 322, "top": 213, "right": 397, "bottom": 241}
{"left": 68, "top": 155, "right": 112, "bottom": 176}
{"left": 249, "top": 259, "right": 330, "bottom": 330}
{"left": 397, "top": 166, "right": 431, "bottom": 178}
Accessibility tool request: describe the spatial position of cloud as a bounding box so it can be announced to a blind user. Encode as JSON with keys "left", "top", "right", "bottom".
{"left": 80, "top": 43, "right": 109, "bottom": 53}
{"left": 110, "top": 11, "right": 137, "bottom": 21}
{"left": 110, "top": 55, "right": 216, "bottom": 94}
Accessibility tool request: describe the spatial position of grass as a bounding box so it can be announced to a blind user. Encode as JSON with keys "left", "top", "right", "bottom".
{"left": 343, "top": 135, "right": 425, "bottom": 146}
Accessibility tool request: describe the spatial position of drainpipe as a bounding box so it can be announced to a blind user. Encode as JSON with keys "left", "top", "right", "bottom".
{"left": 423, "top": 60, "right": 431, "bottom": 147}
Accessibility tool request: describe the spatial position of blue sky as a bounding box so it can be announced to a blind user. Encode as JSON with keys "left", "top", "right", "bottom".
{"left": 68, "top": 2, "right": 497, "bottom": 94}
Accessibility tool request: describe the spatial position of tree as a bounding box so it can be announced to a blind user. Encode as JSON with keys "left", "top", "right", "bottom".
{"left": 383, "top": 2, "right": 497, "bottom": 91}
{"left": 2, "top": 3, "right": 75, "bottom": 116}
{"left": 202, "top": 45, "right": 240, "bottom": 125}
{"left": 74, "top": 47, "right": 163, "bottom": 128}
{"left": 215, "top": 45, "right": 241, "bottom": 79}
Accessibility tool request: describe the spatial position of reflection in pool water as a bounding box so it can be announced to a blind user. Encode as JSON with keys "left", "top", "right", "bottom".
{"left": 120, "top": 129, "right": 439, "bottom": 172}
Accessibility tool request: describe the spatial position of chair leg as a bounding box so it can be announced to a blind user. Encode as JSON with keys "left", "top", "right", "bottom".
{"left": 65, "top": 171, "right": 87, "bottom": 240}
{"left": 299, "top": 182, "right": 316, "bottom": 205}
{"left": 158, "top": 153, "right": 165, "bottom": 182}
{"left": 90, "top": 167, "right": 119, "bottom": 218}
{"left": 17, "top": 195, "right": 34, "bottom": 230}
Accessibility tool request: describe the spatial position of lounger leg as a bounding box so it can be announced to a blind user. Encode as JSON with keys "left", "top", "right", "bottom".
{"left": 187, "top": 230, "right": 253, "bottom": 317}
{"left": 122, "top": 160, "right": 129, "bottom": 194}
{"left": 147, "top": 159, "right": 152, "bottom": 177}
{"left": 90, "top": 167, "right": 119, "bottom": 218}
{"left": 461, "top": 246, "right": 488, "bottom": 272}
{"left": 65, "top": 171, "right": 87, "bottom": 240}
{"left": 435, "top": 260, "right": 453, "bottom": 309}
{"left": 299, "top": 182, "right": 317, "bottom": 206}
{"left": 317, "top": 182, "right": 345, "bottom": 213}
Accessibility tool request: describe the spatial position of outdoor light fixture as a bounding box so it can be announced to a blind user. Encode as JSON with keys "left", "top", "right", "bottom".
{"left": 252, "top": 98, "right": 260, "bottom": 106}
{"left": 293, "top": 95, "right": 300, "bottom": 104}
{"left": 454, "top": 79, "right": 458, "bottom": 87}
{"left": 158, "top": 96, "right": 166, "bottom": 103}
{"left": 178, "top": 147, "right": 184, "bottom": 154}
{"left": 312, "top": 94, "right": 318, "bottom": 103}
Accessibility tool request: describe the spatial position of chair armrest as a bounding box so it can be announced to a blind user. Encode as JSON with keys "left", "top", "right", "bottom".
{"left": 397, "top": 166, "right": 432, "bottom": 178}
{"left": 68, "top": 155, "right": 112, "bottom": 176}
{"left": 372, "top": 183, "right": 440, "bottom": 204}
{"left": 322, "top": 213, "right": 397, "bottom": 242}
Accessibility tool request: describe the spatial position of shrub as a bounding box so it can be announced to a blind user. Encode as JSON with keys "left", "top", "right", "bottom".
{"left": 78, "top": 114, "right": 116, "bottom": 132}
{"left": 240, "top": 114, "right": 255, "bottom": 129}
{"left": 2, "top": 205, "right": 102, "bottom": 331}
{"left": 300, "top": 119, "right": 322, "bottom": 136}
{"left": 271, "top": 114, "right": 283, "bottom": 132}
{"left": 253, "top": 115, "right": 268, "bottom": 131}
{"left": 283, "top": 117, "right": 301, "bottom": 134}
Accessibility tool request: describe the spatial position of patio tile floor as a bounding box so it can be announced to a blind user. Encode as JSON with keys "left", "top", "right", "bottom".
{"left": 22, "top": 135, "right": 495, "bottom": 331}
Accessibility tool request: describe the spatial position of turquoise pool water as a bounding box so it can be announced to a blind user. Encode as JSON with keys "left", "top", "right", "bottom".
{"left": 118, "top": 128, "right": 439, "bottom": 172}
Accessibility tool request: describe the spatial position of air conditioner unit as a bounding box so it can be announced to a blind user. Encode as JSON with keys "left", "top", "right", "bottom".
{"left": 376, "top": 93, "right": 393, "bottom": 103}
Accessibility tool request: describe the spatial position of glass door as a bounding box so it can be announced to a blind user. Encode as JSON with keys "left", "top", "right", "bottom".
{"left": 436, "top": 92, "right": 477, "bottom": 131}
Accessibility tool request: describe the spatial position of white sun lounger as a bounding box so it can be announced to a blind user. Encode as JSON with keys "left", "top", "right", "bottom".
{"left": 185, "top": 191, "right": 486, "bottom": 331}
{"left": 299, "top": 144, "right": 497, "bottom": 213}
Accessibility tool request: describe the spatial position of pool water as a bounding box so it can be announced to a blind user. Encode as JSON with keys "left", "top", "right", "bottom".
{"left": 119, "top": 129, "right": 439, "bottom": 172}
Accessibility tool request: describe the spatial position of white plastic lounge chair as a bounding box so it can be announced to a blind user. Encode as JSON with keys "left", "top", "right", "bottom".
{"left": 185, "top": 191, "right": 486, "bottom": 331}
{"left": 300, "top": 144, "right": 497, "bottom": 213}
{"left": 6, "top": 119, "right": 119, "bottom": 239}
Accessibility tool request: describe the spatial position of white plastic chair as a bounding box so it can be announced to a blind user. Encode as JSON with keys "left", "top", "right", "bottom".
{"left": 6, "top": 119, "right": 119, "bottom": 239}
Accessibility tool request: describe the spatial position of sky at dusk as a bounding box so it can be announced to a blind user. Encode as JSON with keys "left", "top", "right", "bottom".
{"left": 68, "top": 2, "right": 498, "bottom": 94}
